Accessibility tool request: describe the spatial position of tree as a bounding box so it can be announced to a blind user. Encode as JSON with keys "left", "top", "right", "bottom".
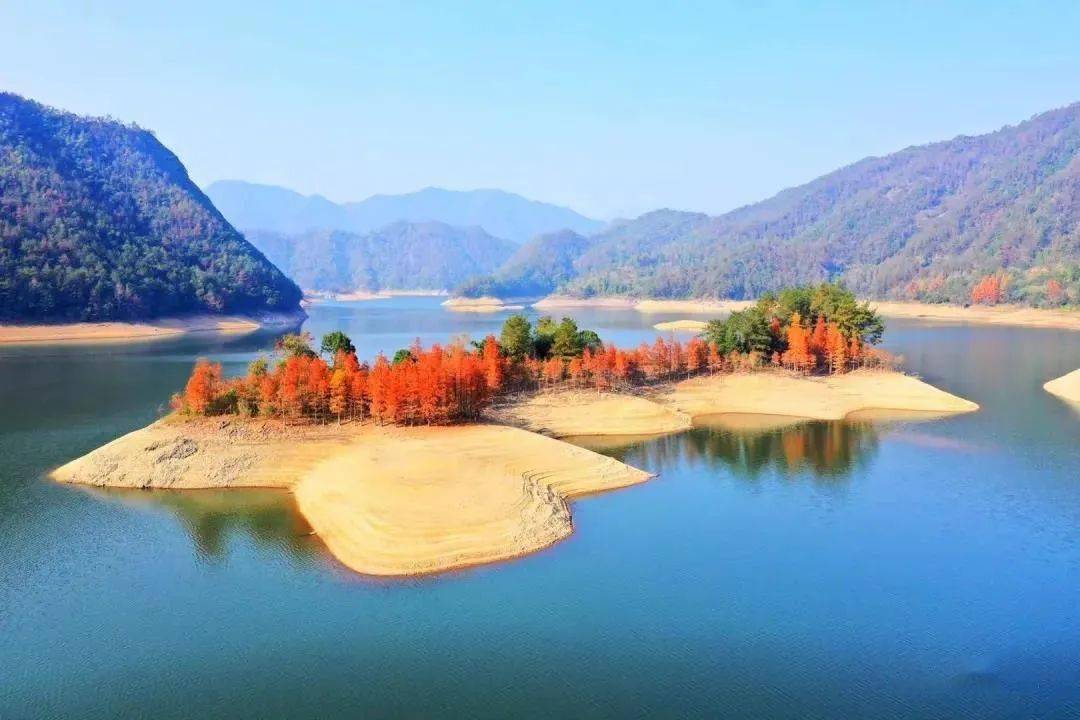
{"left": 276, "top": 332, "right": 317, "bottom": 359}
{"left": 551, "top": 317, "right": 582, "bottom": 358}
{"left": 500, "top": 314, "right": 533, "bottom": 359}
{"left": 184, "top": 359, "right": 221, "bottom": 413}
{"left": 971, "top": 274, "right": 1005, "bottom": 305}
{"left": 321, "top": 331, "right": 356, "bottom": 358}
{"left": 329, "top": 369, "right": 349, "bottom": 421}
{"left": 481, "top": 335, "right": 503, "bottom": 390}
{"left": 783, "top": 313, "right": 811, "bottom": 371}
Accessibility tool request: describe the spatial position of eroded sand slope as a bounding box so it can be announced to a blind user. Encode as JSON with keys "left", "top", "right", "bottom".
{"left": 1044, "top": 369, "right": 1080, "bottom": 404}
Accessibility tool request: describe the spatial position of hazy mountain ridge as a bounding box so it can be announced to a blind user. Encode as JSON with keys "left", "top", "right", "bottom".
{"left": 0, "top": 93, "right": 302, "bottom": 322}
{"left": 558, "top": 104, "right": 1080, "bottom": 305}
{"left": 207, "top": 180, "right": 604, "bottom": 243}
{"left": 245, "top": 221, "right": 517, "bottom": 292}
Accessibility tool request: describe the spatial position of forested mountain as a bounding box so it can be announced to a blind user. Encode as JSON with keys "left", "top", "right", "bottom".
{"left": 0, "top": 93, "right": 302, "bottom": 322}
{"left": 206, "top": 180, "right": 604, "bottom": 243}
{"left": 245, "top": 221, "right": 517, "bottom": 292}
{"left": 561, "top": 103, "right": 1080, "bottom": 305}
{"left": 456, "top": 229, "right": 592, "bottom": 298}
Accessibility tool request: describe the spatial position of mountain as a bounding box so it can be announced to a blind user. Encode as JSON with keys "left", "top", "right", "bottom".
{"left": 245, "top": 221, "right": 517, "bottom": 292}
{"left": 205, "top": 180, "right": 605, "bottom": 243}
{"left": 0, "top": 93, "right": 302, "bottom": 322}
{"left": 456, "top": 229, "right": 592, "bottom": 298}
{"left": 505, "top": 104, "right": 1080, "bottom": 306}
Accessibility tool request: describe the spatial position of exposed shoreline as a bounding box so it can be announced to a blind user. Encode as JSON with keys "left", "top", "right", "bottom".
{"left": 870, "top": 301, "right": 1080, "bottom": 331}
{"left": 0, "top": 310, "right": 306, "bottom": 346}
{"left": 1044, "top": 369, "right": 1080, "bottom": 405}
{"left": 488, "top": 369, "right": 977, "bottom": 439}
{"left": 527, "top": 295, "right": 1079, "bottom": 329}
{"left": 51, "top": 368, "right": 977, "bottom": 578}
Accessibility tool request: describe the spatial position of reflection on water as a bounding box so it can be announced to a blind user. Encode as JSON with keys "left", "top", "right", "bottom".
{"left": 581, "top": 416, "right": 881, "bottom": 483}
{"left": 98, "top": 487, "right": 318, "bottom": 564}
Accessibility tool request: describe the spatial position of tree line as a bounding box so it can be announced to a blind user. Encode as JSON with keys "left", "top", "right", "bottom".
{"left": 173, "top": 283, "right": 890, "bottom": 426}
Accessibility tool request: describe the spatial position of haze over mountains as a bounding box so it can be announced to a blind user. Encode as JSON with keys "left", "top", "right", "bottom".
{"left": 205, "top": 180, "right": 605, "bottom": 243}
{"left": 0, "top": 93, "right": 301, "bottom": 322}
{"left": 246, "top": 222, "right": 516, "bottom": 293}
{"left": 462, "top": 102, "right": 1080, "bottom": 306}
{"left": 3, "top": 90, "right": 1079, "bottom": 319}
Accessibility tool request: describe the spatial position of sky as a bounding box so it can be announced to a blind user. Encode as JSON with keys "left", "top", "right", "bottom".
{"left": 3, "top": 1, "right": 1080, "bottom": 220}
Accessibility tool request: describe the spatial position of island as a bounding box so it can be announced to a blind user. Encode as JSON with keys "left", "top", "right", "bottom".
{"left": 52, "top": 284, "right": 979, "bottom": 577}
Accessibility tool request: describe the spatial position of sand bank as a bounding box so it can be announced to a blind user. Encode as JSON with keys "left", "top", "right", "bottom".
{"left": 871, "top": 302, "right": 1080, "bottom": 331}
{"left": 442, "top": 296, "right": 524, "bottom": 313}
{"left": 1044, "top": 369, "right": 1080, "bottom": 404}
{"left": 53, "top": 417, "right": 650, "bottom": 577}
{"left": 653, "top": 319, "right": 709, "bottom": 332}
{"left": 488, "top": 390, "right": 692, "bottom": 438}
{"left": 0, "top": 311, "right": 304, "bottom": 346}
{"left": 294, "top": 425, "right": 650, "bottom": 576}
{"left": 491, "top": 370, "right": 976, "bottom": 441}
{"left": 664, "top": 370, "right": 978, "bottom": 421}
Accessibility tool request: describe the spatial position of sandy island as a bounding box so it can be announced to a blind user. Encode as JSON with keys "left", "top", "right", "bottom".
{"left": 1044, "top": 369, "right": 1080, "bottom": 405}
{"left": 0, "top": 311, "right": 305, "bottom": 346}
{"left": 653, "top": 319, "right": 709, "bottom": 332}
{"left": 52, "top": 368, "right": 977, "bottom": 577}
{"left": 52, "top": 418, "right": 650, "bottom": 577}
{"left": 441, "top": 296, "right": 524, "bottom": 313}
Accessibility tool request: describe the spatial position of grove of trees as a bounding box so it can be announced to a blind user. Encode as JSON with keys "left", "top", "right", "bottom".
{"left": 172, "top": 284, "right": 890, "bottom": 427}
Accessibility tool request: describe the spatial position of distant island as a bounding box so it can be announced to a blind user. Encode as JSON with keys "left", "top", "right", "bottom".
{"left": 0, "top": 93, "right": 302, "bottom": 327}
{"left": 53, "top": 284, "right": 978, "bottom": 577}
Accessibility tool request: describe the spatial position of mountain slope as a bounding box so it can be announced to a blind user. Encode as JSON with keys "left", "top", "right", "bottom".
{"left": 456, "top": 229, "right": 592, "bottom": 298}
{"left": 245, "top": 222, "right": 517, "bottom": 292}
{"left": 561, "top": 104, "right": 1080, "bottom": 305}
{"left": 206, "top": 180, "right": 605, "bottom": 243}
{"left": 0, "top": 93, "right": 302, "bottom": 322}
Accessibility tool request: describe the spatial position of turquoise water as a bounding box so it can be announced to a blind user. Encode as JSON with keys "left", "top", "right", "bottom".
{"left": 1, "top": 298, "right": 1079, "bottom": 719}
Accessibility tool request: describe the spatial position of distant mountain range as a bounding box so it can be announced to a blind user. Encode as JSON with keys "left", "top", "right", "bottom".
{"left": 459, "top": 103, "right": 1080, "bottom": 306}
{"left": 0, "top": 93, "right": 301, "bottom": 322}
{"left": 245, "top": 222, "right": 516, "bottom": 293}
{"left": 205, "top": 180, "right": 605, "bottom": 243}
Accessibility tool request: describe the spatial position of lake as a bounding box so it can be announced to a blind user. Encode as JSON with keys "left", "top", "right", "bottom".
{"left": 2, "top": 297, "right": 1078, "bottom": 719}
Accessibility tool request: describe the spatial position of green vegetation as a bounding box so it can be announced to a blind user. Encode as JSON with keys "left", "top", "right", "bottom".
{"left": 703, "top": 283, "right": 884, "bottom": 364}
{"left": 499, "top": 314, "right": 603, "bottom": 360}
{"left": 0, "top": 93, "right": 302, "bottom": 322}
{"left": 463, "top": 104, "right": 1080, "bottom": 307}
{"left": 320, "top": 330, "right": 356, "bottom": 357}
{"left": 456, "top": 229, "right": 591, "bottom": 298}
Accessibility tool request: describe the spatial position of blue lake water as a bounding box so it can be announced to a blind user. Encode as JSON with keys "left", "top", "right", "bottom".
{"left": 1, "top": 297, "right": 1078, "bottom": 719}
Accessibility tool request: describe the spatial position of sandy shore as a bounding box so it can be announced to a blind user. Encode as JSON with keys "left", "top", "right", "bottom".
{"left": 870, "top": 302, "right": 1080, "bottom": 331}
{"left": 52, "top": 417, "right": 650, "bottom": 577}
{"left": 491, "top": 370, "right": 977, "bottom": 440}
{"left": 1044, "top": 369, "right": 1080, "bottom": 404}
{"left": 664, "top": 369, "right": 978, "bottom": 420}
{"left": 487, "top": 390, "right": 692, "bottom": 438}
{"left": 294, "top": 425, "right": 650, "bottom": 576}
{"left": 0, "top": 311, "right": 305, "bottom": 346}
{"left": 653, "top": 319, "right": 709, "bottom": 332}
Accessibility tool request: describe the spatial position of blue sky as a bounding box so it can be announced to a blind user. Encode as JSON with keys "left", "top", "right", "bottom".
{"left": 3, "top": 1, "right": 1079, "bottom": 219}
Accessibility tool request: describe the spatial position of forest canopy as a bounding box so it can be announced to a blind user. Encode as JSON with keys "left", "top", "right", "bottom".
{"left": 0, "top": 93, "right": 302, "bottom": 322}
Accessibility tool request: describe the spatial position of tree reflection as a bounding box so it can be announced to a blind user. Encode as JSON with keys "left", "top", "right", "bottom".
{"left": 104, "top": 488, "right": 320, "bottom": 564}
{"left": 609, "top": 417, "right": 880, "bottom": 483}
